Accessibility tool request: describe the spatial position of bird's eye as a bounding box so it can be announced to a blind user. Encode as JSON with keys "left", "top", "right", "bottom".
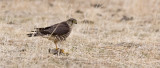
{"left": 72, "top": 20, "right": 77, "bottom": 24}
{"left": 72, "top": 20, "right": 75, "bottom": 23}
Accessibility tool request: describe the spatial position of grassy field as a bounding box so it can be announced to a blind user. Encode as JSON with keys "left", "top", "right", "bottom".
{"left": 0, "top": 0, "right": 160, "bottom": 68}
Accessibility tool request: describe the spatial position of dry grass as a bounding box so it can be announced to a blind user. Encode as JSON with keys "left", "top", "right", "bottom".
{"left": 0, "top": 0, "right": 160, "bottom": 68}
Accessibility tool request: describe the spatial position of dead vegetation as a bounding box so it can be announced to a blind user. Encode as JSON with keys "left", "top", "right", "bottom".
{"left": 0, "top": 0, "right": 160, "bottom": 68}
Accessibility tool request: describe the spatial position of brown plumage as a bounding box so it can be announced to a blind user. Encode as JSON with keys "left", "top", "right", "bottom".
{"left": 27, "top": 18, "right": 77, "bottom": 50}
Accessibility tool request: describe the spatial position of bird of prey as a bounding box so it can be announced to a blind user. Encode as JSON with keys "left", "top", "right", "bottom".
{"left": 27, "top": 18, "right": 77, "bottom": 54}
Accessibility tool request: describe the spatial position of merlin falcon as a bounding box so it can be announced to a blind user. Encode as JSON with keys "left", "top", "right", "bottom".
{"left": 27, "top": 18, "right": 77, "bottom": 54}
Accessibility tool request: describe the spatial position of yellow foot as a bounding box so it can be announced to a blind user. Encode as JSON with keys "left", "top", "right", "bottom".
{"left": 49, "top": 48, "right": 69, "bottom": 56}
{"left": 60, "top": 49, "right": 69, "bottom": 56}
{"left": 55, "top": 48, "right": 59, "bottom": 50}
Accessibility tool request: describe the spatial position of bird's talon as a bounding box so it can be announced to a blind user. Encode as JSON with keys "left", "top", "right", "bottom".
{"left": 55, "top": 48, "right": 59, "bottom": 50}
{"left": 49, "top": 48, "right": 69, "bottom": 56}
{"left": 60, "top": 49, "right": 64, "bottom": 53}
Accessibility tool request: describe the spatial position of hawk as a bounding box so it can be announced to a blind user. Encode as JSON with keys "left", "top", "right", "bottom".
{"left": 27, "top": 18, "right": 77, "bottom": 54}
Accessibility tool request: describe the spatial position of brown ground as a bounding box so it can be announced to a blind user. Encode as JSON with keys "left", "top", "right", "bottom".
{"left": 0, "top": 0, "right": 160, "bottom": 68}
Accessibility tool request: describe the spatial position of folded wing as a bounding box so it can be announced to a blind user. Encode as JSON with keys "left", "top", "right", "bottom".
{"left": 27, "top": 22, "right": 70, "bottom": 37}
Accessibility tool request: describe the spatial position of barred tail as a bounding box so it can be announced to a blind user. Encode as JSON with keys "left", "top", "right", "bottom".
{"left": 27, "top": 33, "right": 38, "bottom": 37}
{"left": 27, "top": 28, "right": 41, "bottom": 37}
{"left": 27, "top": 27, "right": 46, "bottom": 37}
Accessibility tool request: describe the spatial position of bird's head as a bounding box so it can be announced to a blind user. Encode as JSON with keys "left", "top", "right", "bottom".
{"left": 67, "top": 18, "right": 77, "bottom": 26}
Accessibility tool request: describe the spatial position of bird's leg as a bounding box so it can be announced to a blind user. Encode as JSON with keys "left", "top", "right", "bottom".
{"left": 58, "top": 43, "right": 69, "bottom": 55}
{"left": 52, "top": 41, "right": 69, "bottom": 55}
{"left": 57, "top": 43, "right": 62, "bottom": 53}
{"left": 54, "top": 41, "right": 58, "bottom": 50}
{"left": 57, "top": 43, "right": 65, "bottom": 54}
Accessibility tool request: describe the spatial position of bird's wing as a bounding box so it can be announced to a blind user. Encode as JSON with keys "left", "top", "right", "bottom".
{"left": 37, "top": 22, "right": 70, "bottom": 36}
{"left": 27, "top": 21, "right": 70, "bottom": 37}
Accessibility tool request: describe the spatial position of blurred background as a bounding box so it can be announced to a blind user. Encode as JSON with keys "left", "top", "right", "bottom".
{"left": 0, "top": 0, "right": 160, "bottom": 68}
